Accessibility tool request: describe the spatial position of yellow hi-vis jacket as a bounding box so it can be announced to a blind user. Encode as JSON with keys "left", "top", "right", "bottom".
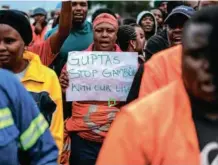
{"left": 21, "top": 51, "right": 63, "bottom": 155}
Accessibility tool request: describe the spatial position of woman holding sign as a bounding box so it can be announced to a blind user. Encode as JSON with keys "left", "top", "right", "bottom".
{"left": 59, "top": 13, "right": 121, "bottom": 165}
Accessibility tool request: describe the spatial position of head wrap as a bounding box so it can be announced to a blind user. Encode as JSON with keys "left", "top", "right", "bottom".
{"left": 0, "top": 10, "right": 32, "bottom": 45}
{"left": 93, "top": 13, "right": 118, "bottom": 29}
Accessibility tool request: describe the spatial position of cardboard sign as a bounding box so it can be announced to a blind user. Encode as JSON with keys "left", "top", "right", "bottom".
{"left": 66, "top": 51, "right": 138, "bottom": 101}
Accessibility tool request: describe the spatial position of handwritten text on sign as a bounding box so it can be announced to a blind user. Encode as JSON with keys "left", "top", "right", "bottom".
{"left": 66, "top": 51, "right": 138, "bottom": 101}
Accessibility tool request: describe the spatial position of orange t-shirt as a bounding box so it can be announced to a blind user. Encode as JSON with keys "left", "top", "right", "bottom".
{"left": 31, "top": 25, "right": 48, "bottom": 45}
{"left": 97, "top": 79, "right": 201, "bottom": 165}
{"left": 28, "top": 37, "right": 56, "bottom": 67}
{"left": 139, "top": 45, "right": 182, "bottom": 98}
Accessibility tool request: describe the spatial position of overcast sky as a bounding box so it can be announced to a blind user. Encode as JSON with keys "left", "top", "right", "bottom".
{"left": 0, "top": 1, "right": 60, "bottom": 11}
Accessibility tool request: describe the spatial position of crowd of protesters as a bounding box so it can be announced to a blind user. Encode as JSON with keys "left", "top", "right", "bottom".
{"left": 1, "top": 0, "right": 218, "bottom": 165}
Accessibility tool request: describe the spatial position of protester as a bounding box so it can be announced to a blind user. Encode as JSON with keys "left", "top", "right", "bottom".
{"left": 131, "top": 23, "right": 146, "bottom": 60}
{"left": 0, "top": 9, "right": 63, "bottom": 157}
{"left": 28, "top": 1, "right": 72, "bottom": 67}
{"left": 184, "top": 0, "right": 199, "bottom": 10}
{"left": 116, "top": 24, "right": 145, "bottom": 104}
{"left": 26, "top": 1, "right": 72, "bottom": 68}
{"left": 59, "top": 13, "right": 121, "bottom": 165}
{"left": 61, "top": 7, "right": 118, "bottom": 121}
{"left": 31, "top": 7, "right": 48, "bottom": 44}
{"left": 150, "top": 8, "right": 164, "bottom": 32}
{"left": 198, "top": 0, "right": 218, "bottom": 9}
{"left": 45, "top": 0, "right": 93, "bottom": 76}
{"left": 46, "top": 2, "right": 62, "bottom": 33}
{"left": 117, "top": 25, "right": 145, "bottom": 64}
{"left": 0, "top": 69, "right": 58, "bottom": 165}
{"left": 136, "top": 11, "right": 157, "bottom": 41}
{"left": 96, "top": 6, "right": 218, "bottom": 165}
{"left": 145, "top": 5, "right": 195, "bottom": 60}
{"left": 117, "top": 25, "right": 137, "bottom": 51}
{"left": 137, "top": 0, "right": 218, "bottom": 99}
{"left": 154, "top": 0, "right": 168, "bottom": 16}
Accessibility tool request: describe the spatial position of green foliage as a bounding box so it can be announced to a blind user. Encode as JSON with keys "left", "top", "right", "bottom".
{"left": 90, "top": 1, "right": 151, "bottom": 17}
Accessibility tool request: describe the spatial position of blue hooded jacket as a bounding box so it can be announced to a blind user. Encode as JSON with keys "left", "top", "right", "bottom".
{"left": 0, "top": 69, "right": 58, "bottom": 165}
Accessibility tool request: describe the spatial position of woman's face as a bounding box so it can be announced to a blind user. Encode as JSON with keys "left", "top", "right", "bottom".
{"left": 151, "top": 9, "right": 163, "bottom": 27}
{"left": 94, "top": 22, "right": 117, "bottom": 51}
{"left": 135, "top": 26, "right": 146, "bottom": 53}
{"left": 0, "top": 24, "right": 25, "bottom": 71}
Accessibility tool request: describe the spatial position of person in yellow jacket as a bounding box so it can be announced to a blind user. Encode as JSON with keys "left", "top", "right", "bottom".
{"left": 0, "top": 10, "right": 63, "bottom": 156}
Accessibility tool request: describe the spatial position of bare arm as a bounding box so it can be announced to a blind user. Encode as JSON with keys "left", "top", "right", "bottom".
{"left": 50, "top": 1, "right": 72, "bottom": 54}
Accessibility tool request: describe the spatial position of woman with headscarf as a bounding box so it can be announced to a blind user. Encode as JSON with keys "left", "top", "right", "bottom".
{"left": 0, "top": 9, "right": 63, "bottom": 160}
{"left": 59, "top": 13, "right": 121, "bottom": 165}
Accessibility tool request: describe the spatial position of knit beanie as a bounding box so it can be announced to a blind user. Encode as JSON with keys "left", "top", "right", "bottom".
{"left": 0, "top": 10, "right": 32, "bottom": 45}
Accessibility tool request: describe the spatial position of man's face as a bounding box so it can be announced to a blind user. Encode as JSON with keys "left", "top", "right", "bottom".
{"left": 159, "top": 2, "right": 168, "bottom": 14}
{"left": 182, "top": 23, "right": 216, "bottom": 102}
{"left": 167, "top": 14, "right": 188, "bottom": 46}
{"left": 198, "top": 0, "right": 218, "bottom": 10}
{"left": 72, "top": 0, "right": 88, "bottom": 24}
{"left": 140, "top": 15, "right": 154, "bottom": 33}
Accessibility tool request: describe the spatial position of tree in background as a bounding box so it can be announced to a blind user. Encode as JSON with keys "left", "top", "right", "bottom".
{"left": 91, "top": 1, "right": 151, "bottom": 18}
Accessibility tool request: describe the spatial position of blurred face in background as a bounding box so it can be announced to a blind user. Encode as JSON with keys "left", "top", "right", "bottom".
{"left": 134, "top": 26, "right": 145, "bottom": 53}
{"left": 184, "top": 1, "right": 199, "bottom": 10}
{"left": 182, "top": 23, "right": 217, "bottom": 104}
{"left": 198, "top": 0, "right": 218, "bottom": 10}
{"left": 54, "top": 10, "right": 61, "bottom": 19}
{"left": 140, "top": 15, "right": 154, "bottom": 32}
{"left": 151, "top": 9, "right": 163, "bottom": 27}
{"left": 159, "top": 2, "right": 168, "bottom": 14}
{"left": 33, "top": 14, "right": 46, "bottom": 23}
{"left": 94, "top": 22, "right": 117, "bottom": 51}
{"left": 72, "top": 0, "right": 88, "bottom": 25}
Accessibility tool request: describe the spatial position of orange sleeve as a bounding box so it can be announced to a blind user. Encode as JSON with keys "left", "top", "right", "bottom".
{"left": 96, "top": 111, "right": 149, "bottom": 165}
{"left": 27, "top": 38, "right": 57, "bottom": 66}
{"left": 139, "top": 57, "right": 166, "bottom": 98}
